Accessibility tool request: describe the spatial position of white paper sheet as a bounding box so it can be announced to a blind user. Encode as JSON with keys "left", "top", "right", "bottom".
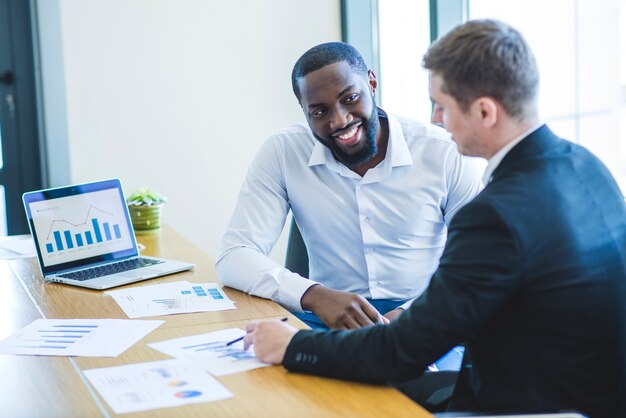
{"left": 0, "top": 318, "right": 163, "bottom": 357}
{"left": 106, "top": 281, "right": 236, "bottom": 318}
{"left": 0, "top": 235, "right": 37, "bottom": 259}
{"left": 84, "top": 358, "right": 233, "bottom": 414}
{"left": 149, "top": 328, "right": 269, "bottom": 376}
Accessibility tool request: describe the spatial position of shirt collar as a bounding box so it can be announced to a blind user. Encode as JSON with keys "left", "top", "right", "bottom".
{"left": 308, "top": 108, "right": 413, "bottom": 172}
{"left": 482, "top": 123, "right": 543, "bottom": 184}
{"left": 386, "top": 110, "right": 414, "bottom": 168}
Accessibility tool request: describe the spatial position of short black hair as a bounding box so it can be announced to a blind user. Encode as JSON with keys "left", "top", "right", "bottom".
{"left": 291, "top": 42, "right": 369, "bottom": 101}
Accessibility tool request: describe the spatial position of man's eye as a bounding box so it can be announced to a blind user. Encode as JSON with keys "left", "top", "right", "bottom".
{"left": 311, "top": 108, "right": 326, "bottom": 117}
{"left": 345, "top": 93, "right": 359, "bottom": 103}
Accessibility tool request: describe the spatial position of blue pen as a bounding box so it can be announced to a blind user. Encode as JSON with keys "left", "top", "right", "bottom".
{"left": 225, "top": 317, "right": 288, "bottom": 346}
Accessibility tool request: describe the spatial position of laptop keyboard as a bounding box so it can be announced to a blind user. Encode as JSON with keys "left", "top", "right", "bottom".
{"left": 58, "top": 258, "right": 164, "bottom": 281}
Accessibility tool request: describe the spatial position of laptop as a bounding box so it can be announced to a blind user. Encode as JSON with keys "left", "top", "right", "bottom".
{"left": 22, "top": 178, "right": 195, "bottom": 290}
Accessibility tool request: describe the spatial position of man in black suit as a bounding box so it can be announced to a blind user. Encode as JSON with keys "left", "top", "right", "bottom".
{"left": 243, "top": 19, "right": 626, "bottom": 417}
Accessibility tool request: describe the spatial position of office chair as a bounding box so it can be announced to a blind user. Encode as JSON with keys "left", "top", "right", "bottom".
{"left": 285, "top": 217, "right": 309, "bottom": 278}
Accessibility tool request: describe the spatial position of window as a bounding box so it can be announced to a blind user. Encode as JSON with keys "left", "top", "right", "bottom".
{"left": 372, "top": 0, "right": 625, "bottom": 192}
{"left": 469, "top": 0, "right": 625, "bottom": 191}
{"left": 377, "top": 0, "right": 432, "bottom": 122}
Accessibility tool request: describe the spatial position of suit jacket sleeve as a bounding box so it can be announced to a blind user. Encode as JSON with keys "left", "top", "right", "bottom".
{"left": 283, "top": 198, "right": 523, "bottom": 383}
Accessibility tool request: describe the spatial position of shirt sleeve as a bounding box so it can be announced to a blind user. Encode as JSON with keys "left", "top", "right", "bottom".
{"left": 442, "top": 152, "right": 486, "bottom": 226}
{"left": 215, "top": 136, "right": 319, "bottom": 312}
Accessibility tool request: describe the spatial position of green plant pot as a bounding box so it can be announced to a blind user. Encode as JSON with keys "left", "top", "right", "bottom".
{"left": 128, "top": 204, "right": 163, "bottom": 235}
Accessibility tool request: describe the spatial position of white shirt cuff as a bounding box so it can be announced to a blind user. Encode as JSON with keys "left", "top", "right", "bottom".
{"left": 278, "top": 272, "right": 322, "bottom": 313}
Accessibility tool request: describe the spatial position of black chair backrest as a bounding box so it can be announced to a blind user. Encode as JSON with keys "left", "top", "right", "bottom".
{"left": 285, "top": 217, "right": 309, "bottom": 278}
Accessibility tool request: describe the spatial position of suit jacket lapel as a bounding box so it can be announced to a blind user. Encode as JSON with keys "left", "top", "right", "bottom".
{"left": 490, "top": 124, "right": 560, "bottom": 183}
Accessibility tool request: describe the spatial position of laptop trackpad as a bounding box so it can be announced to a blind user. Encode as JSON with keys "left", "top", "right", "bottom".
{"left": 119, "top": 268, "right": 160, "bottom": 279}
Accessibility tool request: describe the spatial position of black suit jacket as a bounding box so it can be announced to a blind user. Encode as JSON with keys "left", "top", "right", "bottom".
{"left": 283, "top": 126, "right": 626, "bottom": 417}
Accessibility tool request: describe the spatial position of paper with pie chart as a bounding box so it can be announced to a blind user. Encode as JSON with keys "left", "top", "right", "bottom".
{"left": 83, "top": 358, "right": 232, "bottom": 414}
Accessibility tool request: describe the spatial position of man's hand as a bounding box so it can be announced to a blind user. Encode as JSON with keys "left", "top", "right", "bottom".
{"left": 383, "top": 307, "right": 404, "bottom": 322}
{"left": 243, "top": 320, "right": 297, "bottom": 364}
{"left": 300, "top": 285, "right": 384, "bottom": 329}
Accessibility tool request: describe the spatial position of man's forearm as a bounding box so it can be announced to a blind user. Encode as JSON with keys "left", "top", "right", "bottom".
{"left": 216, "top": 247, "right": 315, "bottom": 312}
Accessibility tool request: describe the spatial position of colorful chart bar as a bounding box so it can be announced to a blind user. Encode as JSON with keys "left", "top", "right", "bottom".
{"left": 63, "top": 230, "right": 74, "bottom": 249}
{"left": 46, "top": 218, "right": 123, "bottom": 253}
{"left": 92, "top": 218, "right": 103, "bottom": 243}
{"left": 103, "top": 222, "right": 112, "bottom": 241}
{"left": 53, "top": 231, "right": 64, "bottom": 251}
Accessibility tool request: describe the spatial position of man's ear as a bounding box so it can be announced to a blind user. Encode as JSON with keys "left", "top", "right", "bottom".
{"left": 367, "top": 70, "right": 378, "bottom": 95}
{"left": 474, "top": 97, "right": 498, "bottom": 128}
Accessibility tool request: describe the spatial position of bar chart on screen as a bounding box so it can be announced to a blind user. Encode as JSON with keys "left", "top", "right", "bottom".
{"left": 44, "top": 206, "right": 123, "bottom": 254}
{"left": 29, "top": 188, "right": 134, "bottom": 265}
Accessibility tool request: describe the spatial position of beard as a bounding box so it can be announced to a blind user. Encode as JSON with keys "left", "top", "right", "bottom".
{"left": 313, "top": 98, "right": 380, "bottom": 169}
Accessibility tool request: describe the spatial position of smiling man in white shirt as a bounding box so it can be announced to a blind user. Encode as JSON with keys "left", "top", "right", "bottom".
{"left": 216, "top": 42, "right": 482, "bottom": 330}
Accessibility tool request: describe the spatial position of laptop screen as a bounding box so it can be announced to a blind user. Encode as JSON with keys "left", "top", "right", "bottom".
{"left": 23, "top": 179, "right": 138, "bottom": 275}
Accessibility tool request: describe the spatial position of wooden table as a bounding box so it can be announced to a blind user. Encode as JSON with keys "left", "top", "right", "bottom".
{"left": 0, "top": 226, "right": 430, "bottom": 417}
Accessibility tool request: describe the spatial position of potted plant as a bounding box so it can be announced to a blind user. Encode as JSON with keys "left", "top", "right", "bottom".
{"left": 126, "top": 187, "right": 168, "bottom": 235}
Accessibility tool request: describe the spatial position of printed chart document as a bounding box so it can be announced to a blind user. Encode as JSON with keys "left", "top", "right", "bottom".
{"left": 149, "top": 328, "right": 269, "bottom": 376}
{"left": 0, "top": 318, "right": 163, "bottom": 357}
{"left": 106, "top": 281, "right": 236, "bottom": 318}
{"left": 84, "top": 358, "right": 233, "bottom": 414}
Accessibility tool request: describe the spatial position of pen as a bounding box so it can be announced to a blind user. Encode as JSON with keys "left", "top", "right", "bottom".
{"left": 225, "top": 317, "right": 289, "bottom": 346}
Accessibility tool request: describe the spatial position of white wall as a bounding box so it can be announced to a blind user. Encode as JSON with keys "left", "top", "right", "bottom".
{"left": 37, "top": 0, "right": 342, "bottom": 262}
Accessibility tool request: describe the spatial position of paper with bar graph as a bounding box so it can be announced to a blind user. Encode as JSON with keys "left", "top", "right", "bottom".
{"left": 148, "top": 328, "right": 269, "bottom": 376}
{"left": 105, "top": 281, "right": 236, "bottom": 318}
{"left": 0, "top": 318, "right": 163, "bottom": 357}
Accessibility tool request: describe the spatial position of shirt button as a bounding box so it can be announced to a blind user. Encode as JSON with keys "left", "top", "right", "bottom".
{"left": 363, "top": 217, "right": 369, "bottom": 223}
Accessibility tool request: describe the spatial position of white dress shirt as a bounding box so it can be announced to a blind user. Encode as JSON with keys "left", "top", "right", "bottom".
{"left": 216, "top": 112, "right": 484, "bottom": 312}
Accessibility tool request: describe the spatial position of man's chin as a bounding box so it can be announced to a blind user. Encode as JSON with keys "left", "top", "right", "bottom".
{"left": 341, "top": 146, "right": 378, "bottom": 169}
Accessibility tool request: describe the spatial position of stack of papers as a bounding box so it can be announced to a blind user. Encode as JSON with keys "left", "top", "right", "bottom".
{"left": 84, "top": 359, "right": 233, "bottom": 414}
{"left": 106, "top": 281, "right": 236, "bottom": 318}
{"left": 0, "top": 318, "right": 163, "bottom": 357}
{"left": 149, "top": 328, "right": 270, "bottom": 376}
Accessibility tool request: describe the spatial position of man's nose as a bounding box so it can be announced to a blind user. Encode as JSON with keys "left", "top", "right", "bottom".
{"left": 329, "top": 108, "right": 351, "bottom": 132}
{"left": 431, "top": 108, "right": 443, "bottom": 124}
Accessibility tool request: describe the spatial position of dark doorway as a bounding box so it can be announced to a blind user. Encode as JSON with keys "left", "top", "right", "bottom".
{"left": 0, "top": 0, "right": 43, "bottom": 235}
